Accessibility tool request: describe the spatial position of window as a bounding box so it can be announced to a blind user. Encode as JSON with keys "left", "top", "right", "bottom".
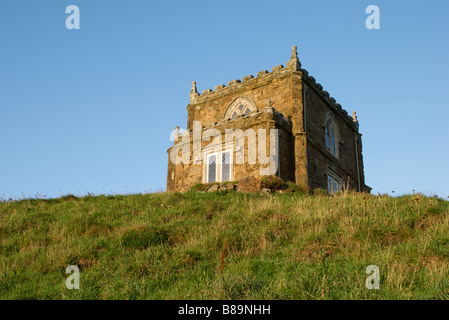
{"left": 221, "top": 151, "right": 231, "bottom": 182}
{"left": 325, "top": 125, "right": 330, "bottom": 150}
{"left": 331, "top": 128, "right": 335, "bottom": 154}
{"left": 205, "top": 150, "right": 232, "bottom": 183}
{"left": 327, "top": 173, "right": 341, "bottom": 194}
{"left": 325, "top": 116, "right": 338, "bottom": 157}
{"left": 223, "top": 97, "right": 257, "bottom": 120}
{"left": 207, "top": 154, "right": 217, "bottom": 183}
{"left": 230, "top": 104, "right": 251, "bottom": 119}
{"left": 333, "top": 180, "right": 339, "bottom": 193}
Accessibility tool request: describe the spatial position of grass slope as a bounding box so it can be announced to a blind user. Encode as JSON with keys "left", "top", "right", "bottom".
{"left": 0, "top": 191, "right": 448, "bottom": 300}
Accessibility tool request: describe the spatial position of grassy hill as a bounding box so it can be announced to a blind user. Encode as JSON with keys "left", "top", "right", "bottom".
{"left": 0, "top": 190, "right": 448, "bottom": 299}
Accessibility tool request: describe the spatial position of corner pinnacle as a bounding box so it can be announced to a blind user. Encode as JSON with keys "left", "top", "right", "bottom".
{"left": 189, "top": 81, "right": 199, "bottom": 102}
{"left": 287, "top": 45, "right": 301, "bottom": 71}
{"left": 352, "top": 111, "right": 358, "bottom": 124}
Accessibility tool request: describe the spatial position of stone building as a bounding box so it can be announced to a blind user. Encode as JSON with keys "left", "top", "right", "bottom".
{"left": 166, "top": 46, "right": 370, "bottom": 193}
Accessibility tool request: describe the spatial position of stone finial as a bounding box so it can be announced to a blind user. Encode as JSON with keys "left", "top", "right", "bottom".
{"left": 287, "top": 45, "right": 301, "bottom": 71}
{"left": 263, "top": 99, "right": 274, "bottom": 113}
{"left": 291, "top": 45, "right": 298, "bottom": 60}
{"left": 352, "top": 111, "right": 358, "bottom": 123}
{"left": 189, "top": 81, "right": 199, "bottom": 102}
{"left": 174, "top": 126, "right": 180, "bottom": 141}
{"left": 190, "top": 81, "right": 197, "bottom": 93}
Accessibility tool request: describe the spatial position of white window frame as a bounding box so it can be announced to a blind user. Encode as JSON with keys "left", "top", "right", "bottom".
{"left": 206, "top": 153, "right": 218, "bottom": 183}
{"left": 204, "top": 148, "right": 233, "bottom": 183}
{"left": 220, "top": 149, "right": 233, "bottom": 182}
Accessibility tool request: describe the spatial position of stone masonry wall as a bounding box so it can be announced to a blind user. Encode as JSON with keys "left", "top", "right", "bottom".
{"left": 187, "top": 66, "right": 302, "bottom": 132}
{"left": 167, "top": 110, "right": 293, "bottom": 192}
{"left": 301, "top": 71, "right": 367, "bottom": 191}
{"left": 183, "top": 50, "right": 306, "bottom": 188}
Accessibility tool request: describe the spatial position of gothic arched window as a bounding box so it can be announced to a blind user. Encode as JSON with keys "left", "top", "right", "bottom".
{"left": 229, "top": 104, "right": 251, "bottom": 119}
{"left": 223, "top": 97, "right": 257, "bottom": 120}
{"left": 325, "top": 115, "right": 338, "bottom": 157}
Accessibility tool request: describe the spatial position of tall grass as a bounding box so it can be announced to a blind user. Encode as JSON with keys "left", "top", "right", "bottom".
{"left": 0, "top": 191, "right": 448, "bottom": 299}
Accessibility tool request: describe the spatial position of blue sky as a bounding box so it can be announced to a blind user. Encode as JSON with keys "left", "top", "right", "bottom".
{"left": 1, "top": 0, "right": 448, "bottom": 199}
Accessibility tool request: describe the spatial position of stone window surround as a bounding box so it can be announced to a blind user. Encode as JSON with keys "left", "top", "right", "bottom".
{"left": 203, "top": 145, "right": 233, "bottom": 183}
{"left": 206, "top": 153, "right": 217, "bottom": 183}
{"left": 326, "top": 168, "right": 343, "bottom": 194}
{"left": 223, "top": 96, "right": 258, "bottom": 120}
{"left": 324, "top": 112, "right": 340, "bottom": 159}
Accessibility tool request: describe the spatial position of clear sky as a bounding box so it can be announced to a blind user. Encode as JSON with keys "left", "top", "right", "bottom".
{"left": 1, "top": 0, "right": 448, "bottom": 199}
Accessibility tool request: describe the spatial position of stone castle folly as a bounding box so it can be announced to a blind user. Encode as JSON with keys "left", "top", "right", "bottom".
{"left": 166, "top": 46, "right": 370, "bottom": 193}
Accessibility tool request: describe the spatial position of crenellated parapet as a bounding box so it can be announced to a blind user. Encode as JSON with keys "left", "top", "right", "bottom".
{"left": 188, "top": 64, "right": 290, "bottom": 105}
{"left": 187, "top": 47, "right": 301, "bottom": 105}
{"left": 188, "top": 46, "right": 358, "bottom": 133}
{"left": 300, "top": 68, "right": 360, "bottom": 132}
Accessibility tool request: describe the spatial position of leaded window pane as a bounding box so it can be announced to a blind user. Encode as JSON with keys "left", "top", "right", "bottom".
{"left": 222, "top": 151, "right": 231, "bottom": 182}
{"left": 331, "top": 128, "right": 335, "bottom": 155}
{"left": 325, "top": 125, "right": 330, "bottom": 150}
{"left": 333, "top": 180, "right": 339, "bottom": 193}
{"left": 208, "top": 155, "right": 216, "bottom": 183}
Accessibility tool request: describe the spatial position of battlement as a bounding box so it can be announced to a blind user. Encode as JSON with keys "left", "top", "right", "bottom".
{"left": 300, "top": 69, "right": 359, "bottom": 130}
{"left": 190, "top": 64, "right": 291, "bottom": 104}
{"left": 188, "top": 46, "right": 358, "bottom": 131}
